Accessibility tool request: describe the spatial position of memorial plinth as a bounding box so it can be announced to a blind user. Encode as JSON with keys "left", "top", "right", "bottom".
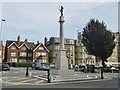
{"left": 51, "top": 7, "right": 74, "bottom": 77}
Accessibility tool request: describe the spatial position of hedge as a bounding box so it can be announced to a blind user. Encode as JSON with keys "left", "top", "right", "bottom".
{"left": 5, "top": 62, "right": 55, "bottom": 67}
{"left": 5, "top": 62, "right": 33, "bottom": 67}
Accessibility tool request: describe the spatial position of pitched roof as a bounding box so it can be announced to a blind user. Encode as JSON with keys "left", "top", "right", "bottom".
{"left": 26, "top": 42, "right": 35, "bottom": 48}
{"left": 6, "top": 40, "right": 35, "bottom": 49}
{"left": 5, "top": 40, "right": 49, "bottom": 52}
{"left": 33, "top": 43, "right": 49, "bottom": 52}
{"left": 7, "top": 42, "right": 19, "bottom": 48}
{"left": 6, "top": 40, "right": 16, "bottom": 47}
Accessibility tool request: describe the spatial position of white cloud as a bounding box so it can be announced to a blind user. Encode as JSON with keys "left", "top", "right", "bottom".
{"left": 1, "top": 2, "right": 118, "bottom": 45}
{"left": 3, "top": 0, "right": 120, "bottom": 2}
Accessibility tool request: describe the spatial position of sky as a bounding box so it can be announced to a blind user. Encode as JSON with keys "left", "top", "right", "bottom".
{"left": 1, "top": 1, "right": 119, "bottom": 45}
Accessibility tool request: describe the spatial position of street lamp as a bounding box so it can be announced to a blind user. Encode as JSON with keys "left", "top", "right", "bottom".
{"left": 26, "top": 51, "right": 29, "bottom": 77}
{"left": 0, "top": 19, "right": 5, "bottom": 63}
{"left": 0, "top": 19, "right": 5, "bottom": 42}
{"left": 26, "top": 49, "right": 31, "bottom": 77}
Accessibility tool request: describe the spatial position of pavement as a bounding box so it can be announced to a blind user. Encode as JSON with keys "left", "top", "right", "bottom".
{"left": 2, "top": 76, "right": 47, "bottom": 85}
{"left": 1, "top": 75, "right": 100, "bottom": 86}
{"left": 29, "top": 71, "right": 119, "bottom": 83}
{"left": 32, "top": 73, "right": 104, "bottom": 83}
{"left": 1, "top": 67, "right": 119, "bottom": 85}
{"left": 1, "top": 72, "right": 103, "bottom": 85}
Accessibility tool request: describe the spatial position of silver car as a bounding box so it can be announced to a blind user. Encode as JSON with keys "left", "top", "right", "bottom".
{"left": 0, "top": 63, "right": 10, "bottom": 71}
{"left": 32, "top": 63, "right": 49, "bottom": 70}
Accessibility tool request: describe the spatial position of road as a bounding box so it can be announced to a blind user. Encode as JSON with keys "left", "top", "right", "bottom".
{"left": 1, "top": 67, "right": 119, "bottom": 88}
{"left": 2, "top": 76, "right": 119, "bottom": 88}
{"left": 2, "top": 67, "right": 47, "bottom": 77}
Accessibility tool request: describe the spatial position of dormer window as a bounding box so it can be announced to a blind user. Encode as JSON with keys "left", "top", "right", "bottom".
{"left": 21, "top": 46, "right": 26, "bottom": 50}
{"left": 39, "top": 47, "right": 44, "bottom": 50}
{"left": 11, "top": 46, "right": 16, "bottom": 50}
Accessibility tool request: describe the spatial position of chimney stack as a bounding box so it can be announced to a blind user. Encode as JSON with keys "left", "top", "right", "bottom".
{"left": 17, "top": 36, "right": 20, "bottom": 46}
{"left": 44, "top": 37, "right": 47, "bottom": 46}
{"left": 25, "top": 39, "right": 28, "bottom": 43}
{"left": 37, "top": 41, "right": 39, "bottom": 44}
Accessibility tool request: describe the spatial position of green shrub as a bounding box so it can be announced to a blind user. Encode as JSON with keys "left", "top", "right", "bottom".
{"left": 5, "top": 62, "right": 33, "bottom": 67}
{"left": 16, "top": 62, "right": 33, "bottom": 67}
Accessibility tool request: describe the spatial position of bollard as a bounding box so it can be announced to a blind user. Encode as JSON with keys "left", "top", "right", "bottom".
{"left": 87, "top": 75, "right": 89, "bottom": 78}
{"left": 29, "top": 72, "right": 32, "bottom": 77}
{"left": 47, "top": 69, "right": 51, "bottom": 83}
{"left": 95, "top": 76, "right": 98, "bottom": 78}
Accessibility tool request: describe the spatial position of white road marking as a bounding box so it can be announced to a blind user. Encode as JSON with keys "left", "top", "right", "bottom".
{"left": 14, "top": 72, "right": 19, "bottom": 73}
{"left": 2, "top": 71, "right": 9, "bottom": 73}
{"left": 19, "top": 78, "right": 36, "bottom": 83}
{"left": 2, "top": 77, "right": 29, "bottom": 82}
{"left": 35, "top": 80, "right": 44, "bottom": 83}
{"left": 33, "top": 76, "right": 47, "bottom": 80}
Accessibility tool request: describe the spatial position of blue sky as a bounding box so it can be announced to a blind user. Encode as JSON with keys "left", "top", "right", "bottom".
{"left": 1, "top": 1, "right": 118, "bottom": 45}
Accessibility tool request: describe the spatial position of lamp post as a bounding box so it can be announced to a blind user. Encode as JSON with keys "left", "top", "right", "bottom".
{"left": 0, "top": 19, "right": 5, "bottom": 36}
{"left": 0, "top": 19, "right": 5, "bottom": 44}
{"left": 47, "top": 69, "right": 50, "bottom": 83}
{"left": 0, "top": 19, "right": 5, "bottom": 63}
{"left": 26, "top": 50, "right": 30, "bottom": 77}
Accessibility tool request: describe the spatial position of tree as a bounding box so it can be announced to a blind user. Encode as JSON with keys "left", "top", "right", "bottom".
{"left": 81, "top": 19, "right": 115, "bottom": 79}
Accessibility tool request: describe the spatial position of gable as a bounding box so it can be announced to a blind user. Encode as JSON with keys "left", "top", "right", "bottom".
{"left": 7, "top": 42, "right": 19, "bottom": 49}
{"left": 33, "top": 44, "right": 49, "bottom": 52}
{"left": 19, "top": 43, "right": 29, "bottom": 49}
{"left": 10, "top": 44, "right": 18, "bottom": 50}
{"left": 20, "top": 44, "right": 28, "bottom": 50}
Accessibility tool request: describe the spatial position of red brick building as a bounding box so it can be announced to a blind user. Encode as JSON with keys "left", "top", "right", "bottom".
{"left": 5, "top": 36, "right": 49, "bottom": 63}
{"left": 0, "top": 41, "right": 4, "bottom": 63}
{"left": 32, "top": 43, "right": 49, "bottom": 63}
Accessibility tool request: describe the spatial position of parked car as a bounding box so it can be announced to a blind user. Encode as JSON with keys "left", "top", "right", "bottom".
{"left": 79, "top": 65, "right": 95, "bottom": 73}
{"left": 110, "top": 67, "right": 119, "bottom": 73}
{"left": 31, "top": 63, "right": 37, "bottom": 69}
{"left": 79, "top": 65, "right": 86, "bottom": 73}
{"left": 104, "top": 67, "right": 111, "bottom": 73}
{"left": 86, "top": 64, "right": 95, "bottom": 73}
{"left": 49, "top": 64, "right": 56, "bottom": 69}
{"left": 0, "top": 63, "right": 10, "bottom": 71}
{"left": 39, "top": 64, "right": 49, "bottom": 70}
{"left": 31, "top": 63, "right": 49, "bottom": 70}
{"left": 32, "top": 63, "right": 41, "bottom": 70}
{"left": 94, "top": 65, "right": 101, "bottom": 73}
